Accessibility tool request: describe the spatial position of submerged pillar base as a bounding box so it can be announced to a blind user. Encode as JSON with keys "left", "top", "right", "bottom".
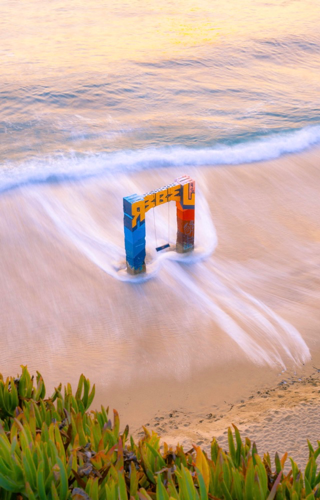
{"left": 126, "top": 262, "right": 146, "bottom": 275}
{"left": 176, "top": 243, "right": 194, "bottom": 254}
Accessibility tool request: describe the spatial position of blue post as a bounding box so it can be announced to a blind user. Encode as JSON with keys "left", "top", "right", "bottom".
{"left": 123, "top": 194, "right": 146, "bottom": 274}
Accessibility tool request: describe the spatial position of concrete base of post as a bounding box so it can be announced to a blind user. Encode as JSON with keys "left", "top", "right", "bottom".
{"left": 176, "top": 243, "right": 194, "bottom": 254}
{"left": 126, "top": 262, "right": 146, "bottom": 275}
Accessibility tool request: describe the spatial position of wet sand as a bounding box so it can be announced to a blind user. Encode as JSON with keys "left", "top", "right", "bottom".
{"left": 1, "top": 147, "right": 320, "bottom": 467}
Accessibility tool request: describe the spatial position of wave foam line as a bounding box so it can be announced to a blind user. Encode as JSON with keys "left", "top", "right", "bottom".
{"left": 1, "top": 125, "right": 320, "bottom": 194}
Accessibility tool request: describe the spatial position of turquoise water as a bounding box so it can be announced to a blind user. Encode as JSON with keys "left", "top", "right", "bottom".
{"left": 1, "top": 0, "right": 320, "bottom": 190}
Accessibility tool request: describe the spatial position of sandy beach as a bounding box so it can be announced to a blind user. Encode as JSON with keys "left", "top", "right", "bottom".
{"left": 1, "top": 147, "right": 320, "bottom": 469}
{"left": 137, "top": 368, "right": 320, "bottom": 470}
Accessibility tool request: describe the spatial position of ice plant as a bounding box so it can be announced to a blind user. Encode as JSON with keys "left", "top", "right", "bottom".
{"left": 0, "top": 367, "right": 319, "bottom": 499}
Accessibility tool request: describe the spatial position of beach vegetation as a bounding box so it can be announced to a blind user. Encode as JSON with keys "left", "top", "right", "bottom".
{"left": 0, "top": 367, "right": 319, "bottom": 499}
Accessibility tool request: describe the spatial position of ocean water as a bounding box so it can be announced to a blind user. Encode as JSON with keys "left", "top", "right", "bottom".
{"left": 1, "top": 0, "right": 320, "bottom": 189}
{"left": 1, "top": 0, "right": 320, "bottom": 402}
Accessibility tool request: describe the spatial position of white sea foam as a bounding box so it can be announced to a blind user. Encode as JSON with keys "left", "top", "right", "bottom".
{"left": 1, "top": 125, "right": 320, "bottom": 194}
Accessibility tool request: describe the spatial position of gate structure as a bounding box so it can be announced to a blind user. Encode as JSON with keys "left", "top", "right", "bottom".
{"left": 123, "top": 175, "right": 195, "bottom": 274}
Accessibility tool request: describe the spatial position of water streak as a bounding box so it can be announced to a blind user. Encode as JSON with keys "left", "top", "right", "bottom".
{"left": 30, "top": 182, "right": 310, "bottom": 369}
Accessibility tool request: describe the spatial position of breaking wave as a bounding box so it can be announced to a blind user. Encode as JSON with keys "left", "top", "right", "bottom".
{"left": 1, "top": 125, "right": 320, "bottom": 194}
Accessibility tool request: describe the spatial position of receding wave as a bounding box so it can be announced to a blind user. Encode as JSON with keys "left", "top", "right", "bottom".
{"left": 1, "top": 125, "right": 320, "bottom": 194}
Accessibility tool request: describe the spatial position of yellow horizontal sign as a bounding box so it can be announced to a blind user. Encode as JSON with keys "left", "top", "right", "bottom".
{"left": 130, "top": 176, "right": 195, "bottom": 228}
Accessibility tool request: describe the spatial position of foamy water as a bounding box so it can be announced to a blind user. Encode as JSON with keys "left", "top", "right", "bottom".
{"left": 2, "top": 125, "right": 320, "bottom": 194}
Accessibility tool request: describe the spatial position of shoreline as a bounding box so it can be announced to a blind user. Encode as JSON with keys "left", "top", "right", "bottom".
{"left": 133, "top": 366, "right": 320, "bottom": 470}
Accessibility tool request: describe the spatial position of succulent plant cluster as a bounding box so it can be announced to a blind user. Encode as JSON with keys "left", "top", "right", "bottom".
{"left": 0, "top": 367, "right": 320, "bottom": 499}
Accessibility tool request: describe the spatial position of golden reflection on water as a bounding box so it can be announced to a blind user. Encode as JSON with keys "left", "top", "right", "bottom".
{"left": 1, "top": 0, "right": 319, "bottom": 77}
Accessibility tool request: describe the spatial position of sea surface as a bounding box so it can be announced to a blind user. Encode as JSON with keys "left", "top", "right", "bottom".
{"left": 1, "top": 0, "right": 320, "bottom": 189}
{"left": 1, "top": 0, "right": 320, "bottom": 411}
